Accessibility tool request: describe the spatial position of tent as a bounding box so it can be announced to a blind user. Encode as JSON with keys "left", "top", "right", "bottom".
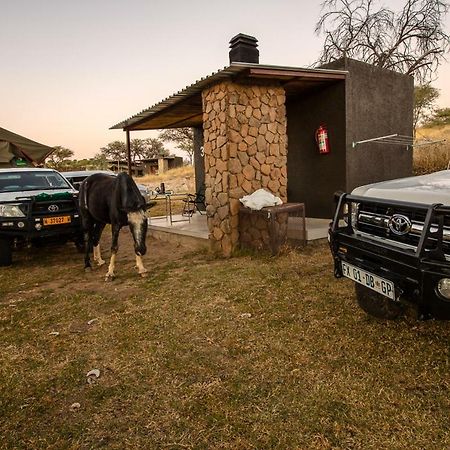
{"left": 0, "top": 127, "right": 54, "bottom": 167}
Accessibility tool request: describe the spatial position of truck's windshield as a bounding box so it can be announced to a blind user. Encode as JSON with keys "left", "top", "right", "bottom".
{"left": 0, "top": 172, "right": 71, "bottom": 192}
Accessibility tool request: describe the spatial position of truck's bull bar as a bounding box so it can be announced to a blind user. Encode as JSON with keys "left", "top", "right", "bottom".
{"left": 0, "top": 196, "right": 81, "bottom": 240}
{"left": 329, "top": 193, "right": 450, "bottom": 319}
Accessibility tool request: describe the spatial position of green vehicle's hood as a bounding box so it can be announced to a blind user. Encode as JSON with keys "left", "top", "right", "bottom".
{"left": 0, "top": 188, "right": 76, "bottom": 203}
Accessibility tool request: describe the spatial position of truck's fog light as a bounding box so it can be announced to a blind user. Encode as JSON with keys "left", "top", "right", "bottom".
{"left": 437, "top": 278, "right": 450, "bottom": 300}
{"left": 17, "top": 222, "right": 25, "bottom": 228}
{"left": 35, "top": 223, "right": 42, "bottom": 230}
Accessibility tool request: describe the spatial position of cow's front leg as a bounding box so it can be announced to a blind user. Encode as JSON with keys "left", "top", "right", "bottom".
{"left": 93, "top": 245, "right": 105, "bottom": 266}
{"left": 105, "top": 225, "right": 120, "bottom": 282}
{"left": 105, "top": 253, "right": 116, "bottom": 281}
{"left": 135, "top": 255, "right": 148, "bottom": 277}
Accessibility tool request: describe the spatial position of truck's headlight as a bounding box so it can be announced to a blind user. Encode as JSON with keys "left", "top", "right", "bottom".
{"left": 342, "top": 202, "right": 359, "bottom": 228}
{"left": 350, "top": 202, "right": 359, "bottom": 229}
{"left": 0, "top": 204, "right": 26, "bottom": 218}
{"left": 437, "top": 278, "right": 450, "bottom": 300}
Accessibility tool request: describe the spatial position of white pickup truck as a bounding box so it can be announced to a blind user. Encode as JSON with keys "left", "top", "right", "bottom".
{"left": 329, "top": 170, "right": 450, "bottom": 320}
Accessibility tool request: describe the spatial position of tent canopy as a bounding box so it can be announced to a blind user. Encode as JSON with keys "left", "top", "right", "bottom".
{"left": 0, "top": 127, "right": 54, "bottom": 167}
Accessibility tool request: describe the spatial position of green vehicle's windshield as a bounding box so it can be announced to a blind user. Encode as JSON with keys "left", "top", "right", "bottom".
{"left": 0, "top": 172, "right": 71, "bottom": 192}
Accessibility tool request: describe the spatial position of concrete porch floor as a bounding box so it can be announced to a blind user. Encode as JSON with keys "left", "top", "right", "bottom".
{"left": 148, "top": 213, "right": 330, "bottom": 248}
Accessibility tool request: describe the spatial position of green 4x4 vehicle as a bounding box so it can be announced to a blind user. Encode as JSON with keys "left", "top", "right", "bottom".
{"left": 0, "top": 168, "right": 83, "bottom": 266}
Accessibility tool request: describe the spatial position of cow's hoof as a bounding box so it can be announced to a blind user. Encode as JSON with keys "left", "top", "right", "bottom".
{"left": 85, "top": 267, "right": 92, "bottom": 273}
{"left": 96, "top": 260, "right": 106, "bottom": 267}
{"left": 139, "top": 271, "right": 148, "bottom": 278}
{"left": 105, "top": 274, "right": 115, "bottom": 282}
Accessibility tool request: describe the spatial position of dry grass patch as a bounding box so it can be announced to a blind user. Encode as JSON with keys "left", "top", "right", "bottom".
{"left": 414, "top": 125, "right": 450, "bottom": 175}
{"left": 138, "top": 166, "right": 195, "bottom": 193}
{"left": 137, "top": 166, "right": 196, "bottom": 217}
{"left": 1, "top": 237, "right": 450, "bottom": 448}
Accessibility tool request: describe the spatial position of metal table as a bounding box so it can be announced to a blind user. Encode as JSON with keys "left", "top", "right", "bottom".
{"left": 239, "top": 202, "right": 306, "bottom": 255}
{"left": 150, "top": 191, "right": 190, "bottom": 224}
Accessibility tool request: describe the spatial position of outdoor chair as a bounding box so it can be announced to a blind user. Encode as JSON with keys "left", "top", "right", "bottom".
{"left": 182, "top": 184, "right": 206, "bottom": 217}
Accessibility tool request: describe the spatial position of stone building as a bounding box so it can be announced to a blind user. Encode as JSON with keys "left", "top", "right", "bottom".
{"left": 111, "top": 34, "right": 413, "bottom": 256}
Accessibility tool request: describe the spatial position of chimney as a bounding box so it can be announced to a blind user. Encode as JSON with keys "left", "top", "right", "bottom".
{"left": 229, "top": 33, "right": 259, "bottom": 64}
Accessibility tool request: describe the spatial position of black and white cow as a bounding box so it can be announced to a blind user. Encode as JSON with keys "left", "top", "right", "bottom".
{"left": 79, "top": 172, "right": 153, "bottom": 281}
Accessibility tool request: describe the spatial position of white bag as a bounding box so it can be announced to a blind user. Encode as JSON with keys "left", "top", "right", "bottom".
{"left": 240, "top": 188, "right": 283, "bottom": 211}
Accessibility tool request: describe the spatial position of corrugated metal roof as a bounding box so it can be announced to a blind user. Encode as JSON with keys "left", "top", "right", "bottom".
{"left": 110, "top": 62, "right": 348, "bottom": 130}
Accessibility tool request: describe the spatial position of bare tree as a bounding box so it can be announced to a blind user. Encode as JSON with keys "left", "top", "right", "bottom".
{"left": 316, "top": 0, "right": 450, "bottom": 82}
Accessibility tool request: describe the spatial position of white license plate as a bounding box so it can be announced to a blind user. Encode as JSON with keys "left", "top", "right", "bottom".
{"left": 341, "top": 261, "right": 395, "bottom": 300}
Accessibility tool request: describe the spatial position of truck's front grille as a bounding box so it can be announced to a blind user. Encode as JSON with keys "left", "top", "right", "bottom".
{"left": 31, "top": 200, "right": 77, "bottom": 216}
{"left": 359, "top": 203, "right": 450, "bottom": 227}
{"left": 356, "top": 204, "right": 450, "bottom": 253}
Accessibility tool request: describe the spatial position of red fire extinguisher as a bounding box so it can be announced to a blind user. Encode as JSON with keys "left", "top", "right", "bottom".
{"left": 315, "top": 124, "right": 330, "bottom": 155}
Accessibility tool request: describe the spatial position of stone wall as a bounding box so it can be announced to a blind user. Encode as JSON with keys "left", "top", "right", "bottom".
{"left": 202, "top": 81, "right": 288, "bottom": 256}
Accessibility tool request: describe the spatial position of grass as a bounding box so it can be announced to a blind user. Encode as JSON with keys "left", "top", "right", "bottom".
{"left": 138, "top": 165, "right": 195, "bottom": 189}
{"left": 414, "top": 124, "right": 450, "bottom": 175}
{"left": 1, "top": 236, "right": 450, "bottom": 449}
{"left": 137, "top": 166, "right": 196, "bottom": 217}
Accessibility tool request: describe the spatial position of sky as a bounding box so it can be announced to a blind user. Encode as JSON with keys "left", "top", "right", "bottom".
{"left": 1, "top": 0, "right": 450, "bottom": 159}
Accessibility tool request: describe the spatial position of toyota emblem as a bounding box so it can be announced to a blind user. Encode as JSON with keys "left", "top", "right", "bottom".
{"left": 48, "top": 204, "right": 59, "bottom": 212}
{"left": 388, "top": 214, "right": 412, "bottom": 236}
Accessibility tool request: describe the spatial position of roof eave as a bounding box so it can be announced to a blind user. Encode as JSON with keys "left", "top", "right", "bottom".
{"left": 110, "top": 62, "right": 348, "bottom": 131}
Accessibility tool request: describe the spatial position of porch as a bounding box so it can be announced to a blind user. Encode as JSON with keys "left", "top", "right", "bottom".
{"left": 148, "top": 213, "right": 330, "bottom": 250}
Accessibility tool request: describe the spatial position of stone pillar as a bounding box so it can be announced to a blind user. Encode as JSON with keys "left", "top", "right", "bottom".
{"left": 202, "top": 81, "right": 287, "bottom": 256}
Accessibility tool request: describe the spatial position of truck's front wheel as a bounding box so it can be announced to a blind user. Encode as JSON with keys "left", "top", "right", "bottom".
{"left": 355, "top": 283, "right": 403, "bottom": 320}
{"left": 0, "top": 238, "right": 13, "bottom": 267}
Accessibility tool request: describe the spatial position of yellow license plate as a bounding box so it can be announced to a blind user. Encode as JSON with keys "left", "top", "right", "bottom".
{"left": 43, "top": 216, "right": 71, "bottom": 226}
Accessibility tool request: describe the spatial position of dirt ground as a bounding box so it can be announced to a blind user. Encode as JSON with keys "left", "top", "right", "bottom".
{"left": 2, "top": 233, "right": 450, "bottom": 449}
{"left": 1, "top": 228, "right": 194, "bottom": 304}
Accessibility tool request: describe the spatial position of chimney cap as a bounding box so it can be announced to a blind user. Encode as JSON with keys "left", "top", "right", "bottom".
{"left": 229, "top": 33, "right": 259, "bottom": 64}
{"left": 229, "top": 33, "right": 258, "bottom": 48}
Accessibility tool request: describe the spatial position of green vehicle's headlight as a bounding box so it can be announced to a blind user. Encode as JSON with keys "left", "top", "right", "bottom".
{"left": 437, "top": 278, "right": 450, "bottom": 300}
{"left": 0, "top": 204, "right": 26, "bottom": 218}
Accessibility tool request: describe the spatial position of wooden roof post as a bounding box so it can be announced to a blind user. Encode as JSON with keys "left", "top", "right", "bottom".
{"left": 125, "top": 129, "right": 132, "bottom": 176}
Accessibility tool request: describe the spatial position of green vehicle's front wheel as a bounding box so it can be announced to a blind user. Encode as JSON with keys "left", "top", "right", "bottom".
{"left": 0, "top": 238, "right": 13, "bottom": 267}
{"left": 355, "top": 283, "right": 403, "bottom": 320}
{"left": 74, "top": 235, "right": 85, "bottom": 253}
